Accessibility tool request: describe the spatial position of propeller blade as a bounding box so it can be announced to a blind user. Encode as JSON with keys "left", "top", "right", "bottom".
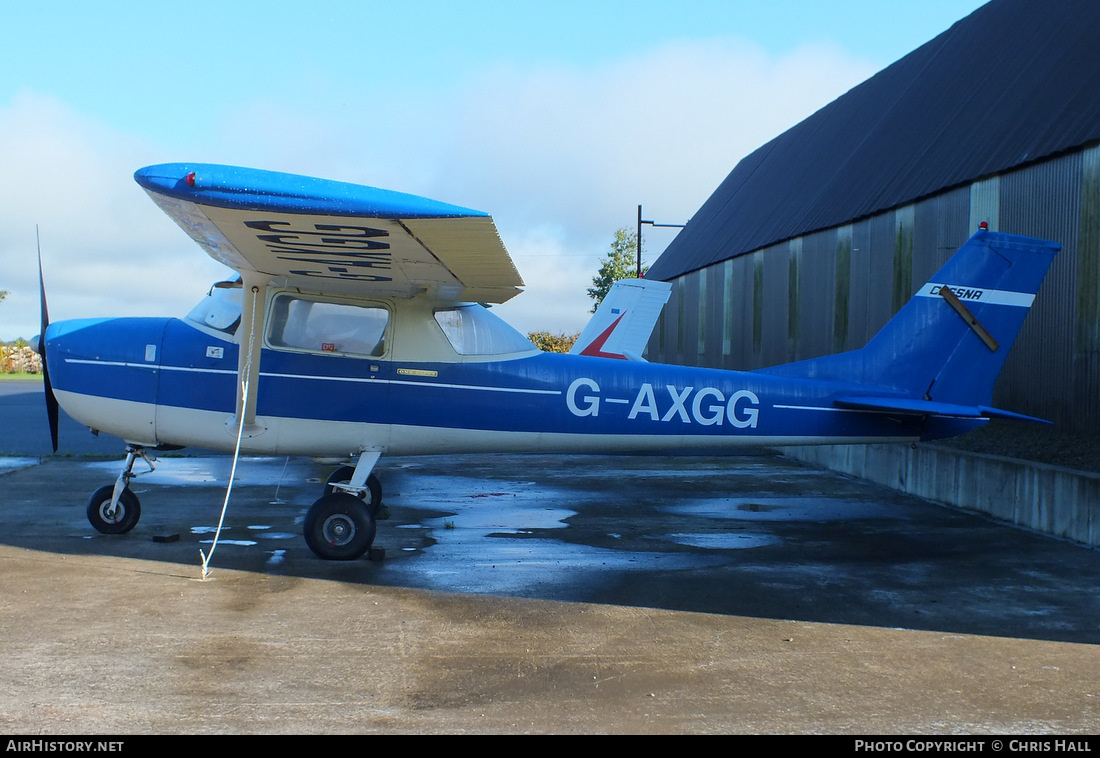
{"left": 37, "top": 228, "right": 59, "bottom": 453}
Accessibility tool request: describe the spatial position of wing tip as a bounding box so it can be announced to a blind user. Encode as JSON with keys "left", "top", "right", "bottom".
{"left": 135, "top": 162, "right": 489, "bottom": 219}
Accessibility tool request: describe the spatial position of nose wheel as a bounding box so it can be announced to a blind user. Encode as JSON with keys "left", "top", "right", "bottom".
{"left": 86, "top": 446, "right": 154, "bottom": 535}
{"left": 87, "top": 485, "right": 141, "bottom": 534}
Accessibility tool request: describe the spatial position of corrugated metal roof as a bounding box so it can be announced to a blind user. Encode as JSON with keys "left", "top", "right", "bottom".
{"left": 648, "top": 0, "right": 1100, "bottom": 281}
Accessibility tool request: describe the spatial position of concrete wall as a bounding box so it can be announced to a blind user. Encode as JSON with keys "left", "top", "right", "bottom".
{"left": 776, "top": 443, "right": 1100, "bottom": 548}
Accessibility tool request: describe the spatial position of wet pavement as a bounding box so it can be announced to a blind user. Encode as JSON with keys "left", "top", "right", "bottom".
{"left": 4, "top": 451, "right": 1098, "bottom": 643}
{"left": 1, "top": 379, "right": 1099, "bottom": 733}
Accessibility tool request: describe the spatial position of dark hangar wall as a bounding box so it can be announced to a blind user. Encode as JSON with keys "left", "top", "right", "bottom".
{"left": 646, "top": 0, "right": 1100, "bottom": 431}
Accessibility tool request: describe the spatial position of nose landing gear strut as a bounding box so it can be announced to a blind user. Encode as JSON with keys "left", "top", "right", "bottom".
{"left": 86, "top": 446, "right": 156, "bottom": 534}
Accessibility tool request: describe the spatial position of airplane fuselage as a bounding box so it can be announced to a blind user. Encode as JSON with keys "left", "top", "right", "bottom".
{"left": 45, "top": 308, "right": 941, "bottom": 460}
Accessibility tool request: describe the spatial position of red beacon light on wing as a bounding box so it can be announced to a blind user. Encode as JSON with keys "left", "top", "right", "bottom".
{"left": 185, "top": 171, "right": 196, "bottom": 187}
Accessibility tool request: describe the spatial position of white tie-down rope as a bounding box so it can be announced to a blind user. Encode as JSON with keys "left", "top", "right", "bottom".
{"left": 271, "top": 456, "right": 291, "bottom": 504}
{"left": 200, "top": 288, "right": 259, "bottom": 580}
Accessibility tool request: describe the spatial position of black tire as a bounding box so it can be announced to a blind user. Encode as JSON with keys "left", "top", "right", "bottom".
{"left": 323, "top": 466, "right": 383, "bottom": 512}
{"left": 87, "top": 485, "right": 141, "bottom": 535}
{"left": 303, "top": 493, "right": 376, "bottom": 561}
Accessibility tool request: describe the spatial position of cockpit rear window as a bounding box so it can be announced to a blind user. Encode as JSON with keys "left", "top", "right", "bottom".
{"left": 433, "top": 305, "right": 536, "bottom": 356}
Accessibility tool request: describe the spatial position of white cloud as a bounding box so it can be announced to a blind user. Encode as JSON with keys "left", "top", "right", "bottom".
{"left": 0, "top": 92, "right": 232, "bottom": 340}
{"left": 0, "top": 36, "right": 874, "bottom": 341}
{"left": 429, "top": 37, "right": 876, "bottom": 334}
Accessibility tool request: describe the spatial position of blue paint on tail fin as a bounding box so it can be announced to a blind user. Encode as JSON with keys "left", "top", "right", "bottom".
{"left": 760, "top": 230, "right": 1060, "bottom": 421}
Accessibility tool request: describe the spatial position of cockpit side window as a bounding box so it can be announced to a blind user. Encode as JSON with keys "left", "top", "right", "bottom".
{"left": 184, "top": 282, "right": 243, "bottom": 335}
{"left": 433, "top": 304, "right": 537, "bottom": 356}
{"left": 267, "top": 294, "right": 389, "bottom": 357}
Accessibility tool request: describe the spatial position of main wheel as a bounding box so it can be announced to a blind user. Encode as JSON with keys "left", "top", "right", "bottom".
{"left": 87, "top": 485, "right": 141, "bottom": 535}
{"left": 303, "top": 493, "right": 376, "bottom": 561}
{"left": 323, "top": 466, "right": 383, "bottom": 512}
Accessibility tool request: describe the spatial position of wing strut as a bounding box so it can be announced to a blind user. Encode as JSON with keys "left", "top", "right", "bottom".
{"left": 204, "top": 274, "right": 268, "bottom": 579}
{"left": 234, "top": 272, "right": 268, "bottom": 434}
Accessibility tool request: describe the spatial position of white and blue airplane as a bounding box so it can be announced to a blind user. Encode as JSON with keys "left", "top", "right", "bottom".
{"left": 37, "top": 163, "right": 1060, "bottom": 561}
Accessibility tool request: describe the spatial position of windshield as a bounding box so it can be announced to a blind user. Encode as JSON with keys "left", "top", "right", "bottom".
{"left": 434, "top": 305, "right": 536, "bottom": 356}
{"left": 184, "top": 282, "right": 243, "bottom": 334}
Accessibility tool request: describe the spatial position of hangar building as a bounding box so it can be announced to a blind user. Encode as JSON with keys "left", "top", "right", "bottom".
{"left": 645, "top": 0, "right": 1100, "bottom": 433}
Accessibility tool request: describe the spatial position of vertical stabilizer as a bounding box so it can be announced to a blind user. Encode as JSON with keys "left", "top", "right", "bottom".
{"left": 760, "top": 231, "right": 1060, "bottom": 410}
{"left": 571, "top": 278, "right": 672, "bottom": 361}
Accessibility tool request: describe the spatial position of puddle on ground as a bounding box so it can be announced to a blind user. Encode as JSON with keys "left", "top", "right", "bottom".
{"left": 660, "top": 532, "right": 782, "bottom": 549}
{"left": 664, "top": 496, "right": 911, "bottom": 521}
{"left": 0, "top": 457, "right": 39, "bottom": 474}
{"left": 83, "top": 456, "right": 320, "bottom": 487}
{"left": 385, "top": 473, "right": 728, "bottom": 597}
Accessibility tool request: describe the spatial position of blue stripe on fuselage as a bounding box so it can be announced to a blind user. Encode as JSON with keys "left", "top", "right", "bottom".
{"left": 254, "top": 351, "right": 914, "bottom": 440}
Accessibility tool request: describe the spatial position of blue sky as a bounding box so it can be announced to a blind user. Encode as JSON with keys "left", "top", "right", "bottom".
{"left": 0, "top": 0, "right": 989, "bottom": 340}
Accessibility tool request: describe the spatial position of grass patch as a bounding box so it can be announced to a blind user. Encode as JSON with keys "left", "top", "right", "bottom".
{"left": 0, "top": 373, "right": 42, "bottom": 382}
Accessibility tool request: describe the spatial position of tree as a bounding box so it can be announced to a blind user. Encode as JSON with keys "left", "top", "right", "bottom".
{"left": 528, "top": 331, "right": 579, "bottom": 353}
{"left": 0, "top": 290, "right": 7, "bottom": 304}
{"left": 587, "top": 228, "right": 646, "bottom": 313}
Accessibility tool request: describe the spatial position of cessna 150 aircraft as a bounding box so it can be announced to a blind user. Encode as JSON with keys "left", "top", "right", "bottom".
{"left": 37, "top": 162, "right": 1060, "bottom": 561}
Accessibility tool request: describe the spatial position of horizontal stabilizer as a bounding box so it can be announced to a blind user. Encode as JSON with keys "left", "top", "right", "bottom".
{"left": 977, "top": 406, "right": 1052, "bottom": 425}
{"left": 835, "top": 396, "right": 1050, "bottom": 424}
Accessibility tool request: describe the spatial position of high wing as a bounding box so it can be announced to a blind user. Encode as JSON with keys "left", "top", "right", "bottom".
{"left": 135, "top": 162, "right": 525, "bottom": 430}
{"left": 134, "top": 163, "right": 524, "bottom": 303}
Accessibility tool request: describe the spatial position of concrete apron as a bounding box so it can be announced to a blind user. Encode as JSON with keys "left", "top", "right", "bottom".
{"left": 775, "top": 443, "right": 1100, "bottom": 549}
